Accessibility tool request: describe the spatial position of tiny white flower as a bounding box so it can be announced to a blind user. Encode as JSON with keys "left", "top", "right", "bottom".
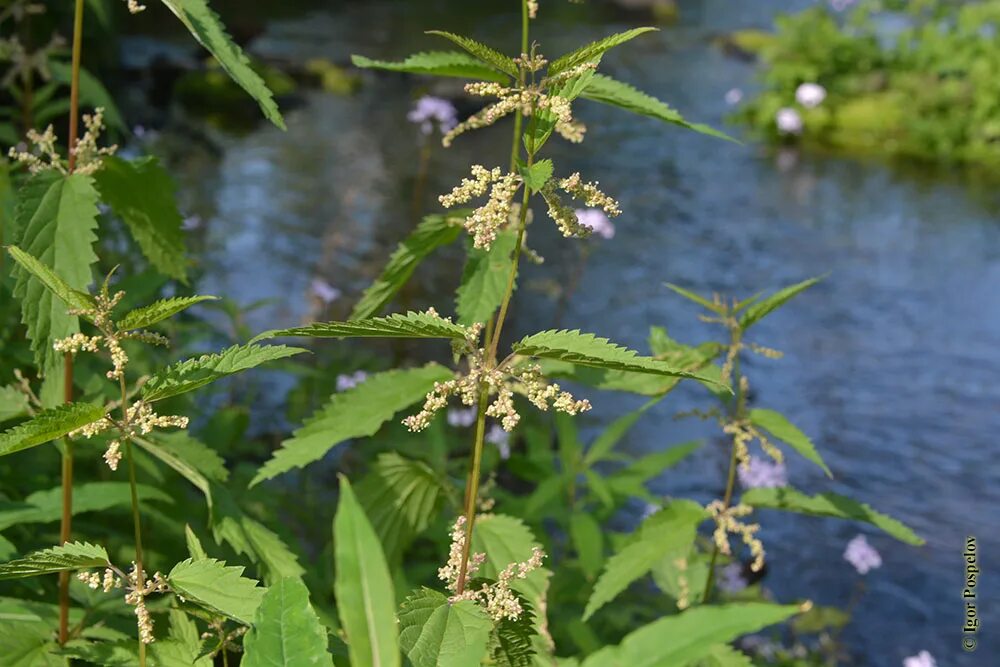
{"left": 776, "top": 107, "right": 803, "bottom": 135}
{"left": 795, "top": 82, "right": 827, "bottom": 109}
{"left": 903, "top": 651, "right": 936, "bottom": 667}
{"left": 311, "top": 278, "right": 341, "bottom": 305}
{"left": 725, "top": 88, "right": 743, "bottom": 106}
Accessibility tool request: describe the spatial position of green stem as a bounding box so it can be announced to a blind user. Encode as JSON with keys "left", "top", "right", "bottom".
{"left": 120, "top": 376, "right": 146, "bottom": 667}
{"left": 455, "top": 389, "right": 489, "bottom": 594}
{"left": 58, "top": 0, "right": 86, "bottom": 646}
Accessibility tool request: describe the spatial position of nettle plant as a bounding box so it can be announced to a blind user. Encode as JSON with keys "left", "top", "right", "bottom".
{"left": 0, "top": 0, "right": 925, "bottom": 665}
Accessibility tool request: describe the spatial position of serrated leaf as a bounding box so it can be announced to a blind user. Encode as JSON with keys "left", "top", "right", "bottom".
{"left": 749, "top": 409, "right": 832, "bottom": 478}
{"left": 333, "top": 476, "right": 400, "bottom": 667}
{"left": 0, "top": 403, "right": 105, "bottom": 458}
{"left": 10, "top": 172, "right": 99, "bottom": 369}
{"left": 518, "top": 159, "right": 553, "bottom": 193}
{"left": 117, "top": 295, "right": 218, "bottom": 331}
{"left": 351, "top": 52, "right": 509, "bottom": 83}
{"left": 398, "top": 588, "right": 491, "bottom": 667}
{"left": 581, "top": 74, "right": 733, "bottom": 142}
{"left": 0, "top": 542, "right": 108, "bottom": 580}
{"left": 243, "top": 577, "right": 333, "bottom": 667}
{"left": 0, "top": 481, "right": 172, "bottom": 531}
{"left": 168, "top": 558, "right": 267, "bottom": 624}
{"left": 456, "top": 229, "right": 517, "bottom": 326}
{"left": 742, "top": 487, "right": 924, "bottom": 545}
{"left": 425, "top": 31, "right": 518, "bottom": 77}
{"left": 351, "top": 213, "right": 463, "bottom": 320}
{"left": 549, "top": 27, "right": 657, "bottom": 74}
{"left": 489, "top": 602, "right": 536, "bottom": 667}
{"left": 158, "top": 0, "right": 285, "bottom": 128}
{"left": 251, "top": 364, "right": 452, "bottom": 485}
{"left": 583, "top": 500, "right": 705, "bottom": 620}
{"left": 259, "top": 311, "right": 470, "bottom": 342}
{"left": 185, "top": 525, "right": 208, "bottom": 560}
{"left": 142, "top": 343, "right": 307, "bottom": 402}
{"left": 739, "top": 277, "right": 822, "bottom": 329}
{"left": 512, "top": 330, "right": 727, "bottom": 389}
{"left": 7, "top": 246, "right": 94, "bottom": 312}
{"left": 580, "top": 602, "right": 803, "bottom": 667}
{"left": 664, "top": 283, "right": 724, "bottom": 313}
{"left": 0, "top": 386, "right": 30, "bottom": 423}
{"left": 357, "top": 453, "right": 454, "bottom": 562}
{"left": 94, "top": 156, "right": 189, "bottom": 281}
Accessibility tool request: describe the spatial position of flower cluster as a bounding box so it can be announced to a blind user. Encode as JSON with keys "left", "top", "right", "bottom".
{"left": 78, "top": 563, "right": 168, "bottom": 644}
{"left": 439, "top": 516, "right": 545, "bottom": 622}
{"left": 439, "top": 165, "right": 522, "bottom": 249}
{"left": 706, "top": 500, "right": 765, "bottom": 573}
{"left": 9, "top": 107, "right": 116, "bottom": 175}
{"left": 441, "top": 56, "right": 596, "bottom": 148}
{"left": 723, "top": 417, "right": 784, "bottom": 472}
{"left": 540, "top": 174, "right": 621, "bottom": 240}
{"left": 402, "top": 334, "right": 590, "bottom": 433}
{"left": 71, "top": 400, "right": 188, "bottom": 471}
{"left": 124, "top": 0, "right": 146, "bottom": 15}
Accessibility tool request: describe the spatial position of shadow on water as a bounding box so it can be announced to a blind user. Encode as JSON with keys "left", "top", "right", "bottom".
{"left": 153, "top": 1, "right": 999, "bottom": 664}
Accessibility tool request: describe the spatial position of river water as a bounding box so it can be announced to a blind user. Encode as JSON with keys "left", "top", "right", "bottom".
{"left": 159, "top": 1, "right": 999, "bottom": 664}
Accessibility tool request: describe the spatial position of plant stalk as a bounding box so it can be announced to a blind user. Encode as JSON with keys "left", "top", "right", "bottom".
{"left": 58, "top": 0, "right": 87, "bottom": 645}
{"left": 120, "top": 374, "right": 147, "bottom": 667}
{"left": 455, "top": 389, "right": 489, "bottom": 594}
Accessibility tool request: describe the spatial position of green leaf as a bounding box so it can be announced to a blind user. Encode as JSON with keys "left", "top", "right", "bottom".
{"left": 739, "top": 277, "right": 822, "bottom": 330}
{"left": 251, "top": 364, "right": 452, "bottom": 485}
{"left": 0, "top": 403, "right": 105, "bottom": 458}
{"left": 664, "top": 283, "right": 724, "bottom": 313}
{"left": 456, "top": 229, "right": 518, "bottom": 326}
{"left": 584, "top": 395, "right": 666, "bottom": 466}
{"left": 581, "top": 74, "right": 733, "bottom": 142}
{"left": 117, "top": 295, "right": 218, "bottom": 331}
{"left": 0, "top": 542, "right": 109, "bottom": 580}
{"left": 694, "top": 644, "right": 754, "bottom": 667}
{"left": 142, "top": 343, "right": 307, "bottom": 402}
{"left": 10, "top": 172, "right": 99, "bottom": 368}
{"left": 243, "top": 577, "right": 333, "bottom": 667}
{"left": 167, "top": 557, "right": 267, "bottom": 625}
{"left": 158, "top": 0, "right": 285, "bottom": 128}
{"left": 333, "top": 476, "right": 400, "bottom": 667}
{"left": 0, "top": 386, "right": 30, "bottom": 423}
{"left": 2, "top": 623, "right": 68, "bottom": 667}
{"left": 580, "top": 602, "right": 804, "bottom": 667}
{"left": 742, "top": 487, "right": 924, "bottom": 545}
{"left": 569, "top": 513, "right": 604, "bottom": 580}
{"left": 259, "top": 311, "right": 470, "bottom": 342}
{"left": 134, "top": 431, "right": 228, "bottom": 511}
{"left": 351, "top": 213, "right": 463, "bottom": 320}
{"left": 583, "top": 500, "right": 705, "bottom": 620}
{"left": 749, "top": 409, "right": 832, "bottom": 478}
{"left": 356, "top": 453, "right": 454, "bottom": 562}
{"left": 512, "top": 330, "right": 727, "bottom": 389}
{"left": 608, "top": 441, "right": 702, "bottom": 487}
{"left": 7, "top": 245, "right": 95, "bottom": 312}
{"left": 185, "top": 525, "right": 209, "bottom": 560}
{"left": 517, "top": 159, "right": 553, "bottom": 193}
{"left": 398, "top": 588, "right": 492, "bottom": 667}
{"left": 549, "top": 27, "right": 657, "bottom": 75}
{"left": 351, "top": 52, "right": 509, "bottom": 83}
{"left": 94, "top": 156, "right": 189, "bottom": 281}
{"left": 425, "top": 31, "right": 518, "bottom": 77}
{"left": 0, "top": 481, "right": 172, "bottom": 531}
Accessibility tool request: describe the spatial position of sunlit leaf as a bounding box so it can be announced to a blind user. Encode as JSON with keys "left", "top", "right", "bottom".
{"left": 749, "top": 409, "right": 832, "bottom": 478}
{"left": 351, "top": 52, "right": 508, "bottom": 83}
{"left": 259, "top": 311, "right": 470, "bottom": 342}
{"left": 0, "top": 403, "right": 105, "bottom": 458}
{"left": 167, "top": 558, "right": 267, "bottom": 625}
{"left": 549, "top": 27, "right": 657, "bottom": 74}
{"left": 243, "top": 577, "right": 333, "bottom": 667}
{"left": 398, "top": 588, "right": 491, "bottom": 667}
{"left": 425, "top": 31, "right": 518, "bottom": 77}
{"left": 117, "top": 295, "right": 218, "bottom": 331}
{"left": 0, "top": 542, "right": 109, "bottom": 580}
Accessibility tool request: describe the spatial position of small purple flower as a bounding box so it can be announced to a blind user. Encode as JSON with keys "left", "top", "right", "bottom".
{"left": 718, "top": 562, "right": 748, "bottom": 593}
{"left": 311, "top": 278, "right": 341, "bottom": 305}
{"left": 485, "top": 424, "right": 510, "bottom": 459}
{"left": 844, "top": 534, "right": 882, "bottom": 575}
{"left": 903, "top": 651, "right": 936, "bottom": 667}
{"left": 776, "top": 107, "right": 803, "bottom": 135}
{"left": 575, "top": 208, "right": 615, "bottom": 239}
{"left": 407, "top": 96, "right": 458, "bottom": 136}
{"left": 641, "top": 503, "right": 661, "bottom": 520}
{"left": 335, "top": 370, "right": 368, "bottom": 392}
{"left": 738, "top": 456, "right": 787, "bottom": 489}
{"left": 725, "top": 88, "right": 743, "bottom": 106}
{"left": 181, "top": 215, "right": 202, "bottom": 231}
{"left": 447, "top": 408, "right": 476, "bottom": 428}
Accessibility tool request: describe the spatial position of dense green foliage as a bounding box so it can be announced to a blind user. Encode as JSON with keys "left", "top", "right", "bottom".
{"left": 733, "top": 0, "right": 1000, "bottom": 165}
{"left": 0, "top": 0, "right": 927, "bottom": 665}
